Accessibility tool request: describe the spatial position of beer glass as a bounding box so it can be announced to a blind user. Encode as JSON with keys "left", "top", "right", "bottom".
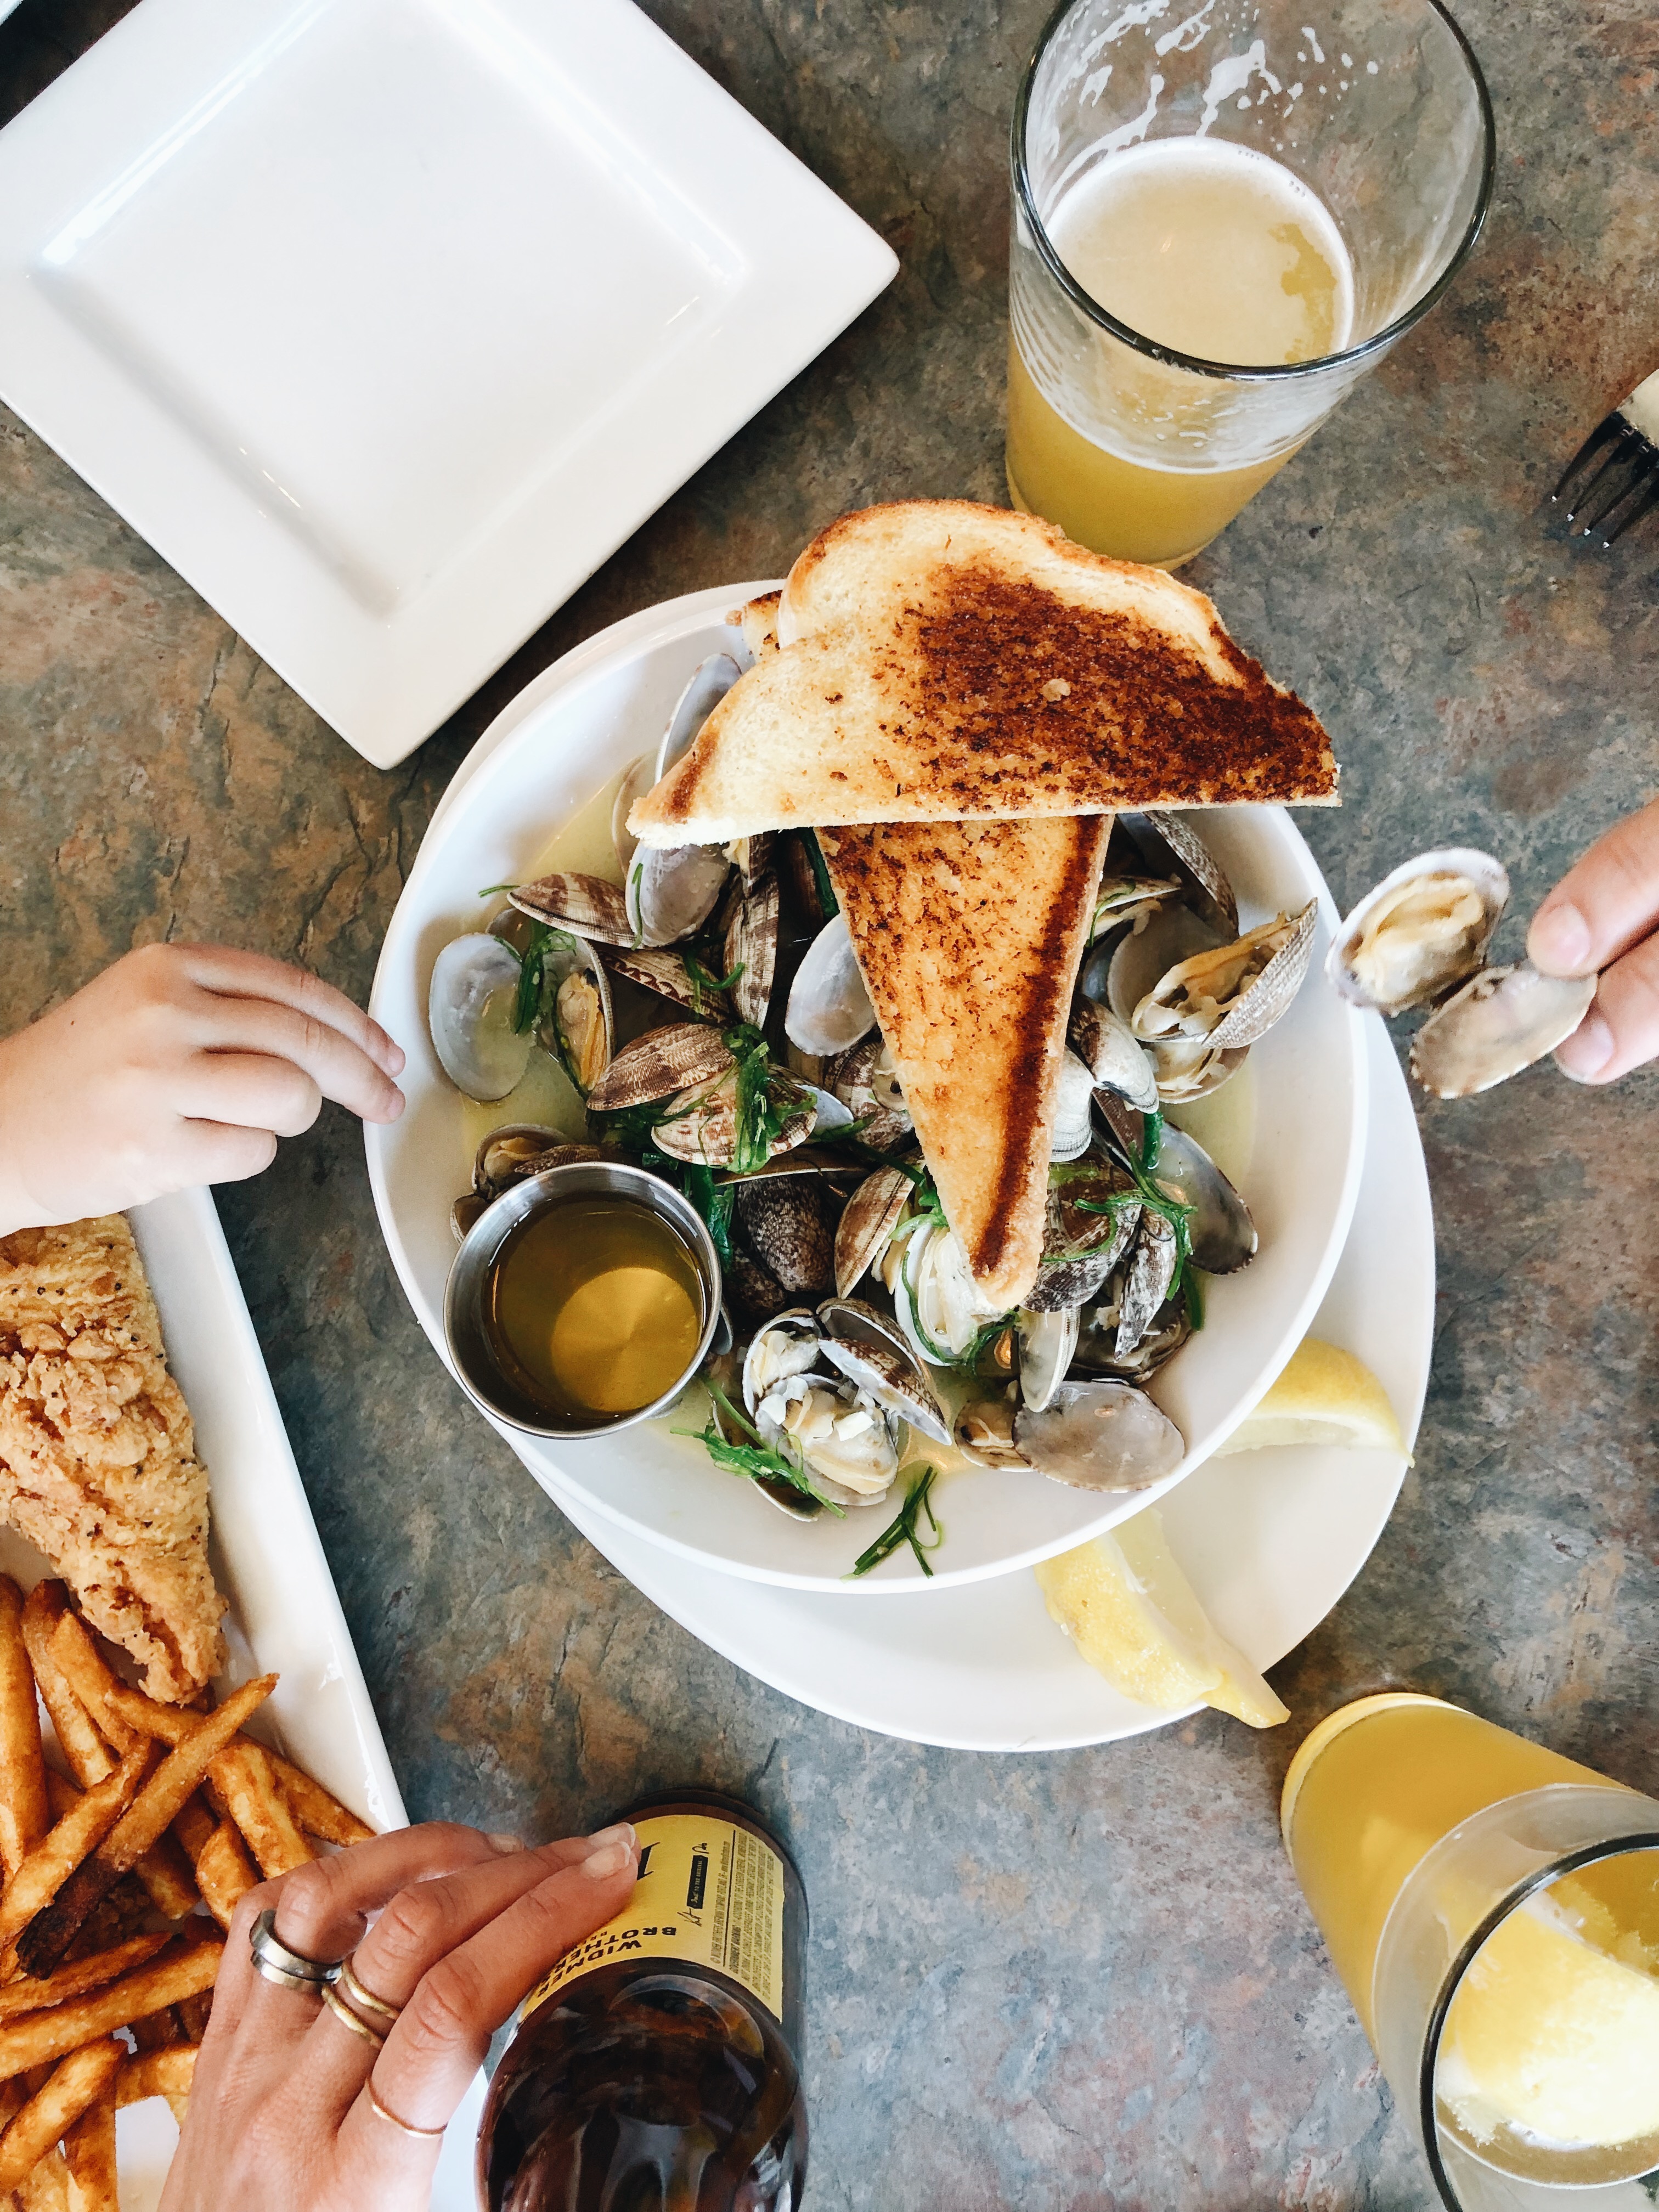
{"left": 1008, "top": 0, "right": 1495, "bottom": 566}
{"left": 1283, "top": 1695, "right": 1659, "bottom": 2208}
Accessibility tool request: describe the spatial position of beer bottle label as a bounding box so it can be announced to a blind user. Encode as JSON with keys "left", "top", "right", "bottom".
{"left": 522, "top": 1815, "right": 787, "bottom": 2023}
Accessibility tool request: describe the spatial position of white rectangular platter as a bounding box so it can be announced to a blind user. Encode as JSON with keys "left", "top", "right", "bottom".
{"left": 0, "top": 0, "right": 897, "bottom": 766}
{"left": 0, "top": 1187, "right": 483, "bottom": 2209}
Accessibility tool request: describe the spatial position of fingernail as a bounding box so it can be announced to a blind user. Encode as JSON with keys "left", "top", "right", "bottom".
{"left": 487, "top": 1831, "right": 526, "bottom": 1853}
{"left": 579, "top": 1838, "right": 634, "bottom": 1880}
{"left": 1555, "top": 1010, "right": 1614, "bottom": 1082}
{"left": 1528, "top": 899, "right": 1592, "bottom": 974}
{"left": 583, "top": 1822, "right": 635, "bottom": 1854}
{"left": 385, "top": 1039, "right": 407, "bottom": 1075}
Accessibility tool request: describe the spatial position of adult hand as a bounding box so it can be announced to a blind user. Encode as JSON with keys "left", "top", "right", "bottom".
{"left": 163, "top": 1818, "right": 639, "bottom": 2212}
{"left": 0, "top": 944, "right": 405, "bottom": 1234}
{"left": 1528, "top": 795, "right": 1659, "bottom": 1084}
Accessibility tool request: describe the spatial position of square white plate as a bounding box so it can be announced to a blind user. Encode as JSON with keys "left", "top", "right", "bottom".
{"left": 1, "top": 1188, "right": 483, "bottom": 2209}
{"left": 0, "top": 0, "right": 897, "bottom": 766}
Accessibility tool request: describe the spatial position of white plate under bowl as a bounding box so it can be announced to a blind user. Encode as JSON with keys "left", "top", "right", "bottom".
{"left": 0, "top": 0, "right": 895, "bottom": 766}
{"left": 368, "top": 586, "right": 1369, "bottom": 1591}
{"left": 541, "top": 1015, "right": 1430, "bottom": 1750}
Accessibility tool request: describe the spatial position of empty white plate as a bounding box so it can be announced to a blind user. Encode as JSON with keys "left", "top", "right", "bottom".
{"left": 0, "top": 0, "right": 896, "bottom": 765}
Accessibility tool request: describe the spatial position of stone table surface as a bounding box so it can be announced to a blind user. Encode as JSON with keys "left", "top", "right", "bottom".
{"left": 2, "top": 1, "right": 1657, "bottom": 2204}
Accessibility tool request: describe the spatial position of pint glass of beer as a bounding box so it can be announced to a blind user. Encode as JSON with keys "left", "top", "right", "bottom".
{"left": 1008, "top": 0, "right": 1494, "bottom": 566}
{"left": 1283, "top": 1695, "right": 1659, "bottom": 2209}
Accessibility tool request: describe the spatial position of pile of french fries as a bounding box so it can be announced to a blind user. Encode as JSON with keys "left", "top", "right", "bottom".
{"left": 0, "top": 1575, "right": 373, "bottom": 2209}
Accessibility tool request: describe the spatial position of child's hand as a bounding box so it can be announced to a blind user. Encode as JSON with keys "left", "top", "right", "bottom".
{"left": 1529, "top": 795, "right": 1659, "bottom": 1084}
{"left": 0, "top": 944, "right": 405, "bottom": 1234}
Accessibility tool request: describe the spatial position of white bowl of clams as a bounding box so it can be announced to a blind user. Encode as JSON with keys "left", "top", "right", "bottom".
{"left": 367, "top": 583, "right": 1370, "bottom": 1592}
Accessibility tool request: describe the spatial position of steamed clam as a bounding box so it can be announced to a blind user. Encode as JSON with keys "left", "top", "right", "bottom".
{"left": 510, "top": 871, "right": 632, "bottom": 945}
{"left": 1049, "top": 1053, "right": 1098, "bottom": 1163}
{"left": 1069, "top": 997, "right": 1159, "bottom": 1113}
{"left": 786, "top": 914, "right": 876, "bottom": 1057}
{"left": 1120, "top": 810, "right": 1239, "bottom": 938}
{"left": 825, "top": 1035, "right": 910, "bottom": 1149}
{"left": 610, "top": 653, "right": 743, "bottom": 876}
{"left": 538, "top": 933, "right": 614, "bottom": 1095}
{"left": 953, "top": 1378, "right": 1184, "bottom": 1491}
{"left": 428, "top": 935, "right": 532, "bottom": 1102}
{"left": 625, "top": 842, "right": 732, "bottom": 947}
{"left": 740, "top": 1303, "right": 943, "bottom": 1506}
{"left": 1327, "top": 849, "right": 1509, "bottom": 1016}
{"left": 450, "top": 1126, "right": 601, "bottom": 1241}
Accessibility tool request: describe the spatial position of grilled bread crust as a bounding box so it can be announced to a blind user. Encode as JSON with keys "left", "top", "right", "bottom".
{"left": 630, "top": 501, "right": 1336, "bottom": 845}
{"left": 822, "top": 815, "right": 1111, "bottom": 1310}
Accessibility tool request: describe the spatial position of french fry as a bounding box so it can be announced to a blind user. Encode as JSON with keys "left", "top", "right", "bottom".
{"left": 210, "top": 1741, "right": 314, "bottom": 1880}
{"left": 61, "top": 2068, "right": 116, "bottom": 2212}
{"left": 0, "top": 1747, "right": 151, "bottom": 1956}
{"left": 17, "top": 1677, "right": 273, "bottom": 1975}
{"left": 171, "top": 1794, "right": 216, "bottom": 1862}
{"left": 191, "top": 1821, "right": 258, "bottom": 1931}
{"left": 266, "top": 1755, "right": 374, "bottom": 1848}
{"left": 0, "top": 1581, "right": 48, "bottom": 1884}
{"left": 116, "top": 2043, "right": 195, "bottom": 2108}
{"left": 42, "top": 1774, "right": 79, "bottom": 1824}
{"left": 19, "top": 1590, "right": 115, "bottom": 1792}
{"left": 176, "top": 1988, "right": 212, "bottom": 2045}
{"left": 0, "top": 1935, "right": 170, "bottom": 2024}
{"left": 0, "top": 2040, "right": 121, "bottom": 2191}
{"left": 43, "top": 1623, "right": 138, "bottom": 1759}
{"left": 18, "top": 2148, "right": 70, "bottom": 2211}
{"left": 0, "top": 1939, "right": 221, "bottom": 2080}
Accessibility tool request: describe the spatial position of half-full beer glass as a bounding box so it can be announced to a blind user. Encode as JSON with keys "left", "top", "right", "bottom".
{"left": 1283, "top": 1695, "right": 1659, "bottom": 2209}
{"left": 1008, "top": 0, "right": 1495, "bottom": 565}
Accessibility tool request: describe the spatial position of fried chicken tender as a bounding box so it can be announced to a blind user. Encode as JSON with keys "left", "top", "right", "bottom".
{"left": 0, "top": 1218, "right": 226, "bottom": 1702}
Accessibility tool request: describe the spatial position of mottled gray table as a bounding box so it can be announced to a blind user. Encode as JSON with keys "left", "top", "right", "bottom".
{"left": 2, "top": 2, "right": 1656, "bottom": 2203}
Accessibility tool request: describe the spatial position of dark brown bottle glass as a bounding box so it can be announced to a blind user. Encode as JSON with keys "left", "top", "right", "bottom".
{"left": 478, "top": 1789, "right": 808, "bottom": 2212}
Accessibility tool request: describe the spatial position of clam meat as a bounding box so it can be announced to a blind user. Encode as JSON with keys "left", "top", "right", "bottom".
{"left": 1327, "top": 849, "right": 1509, "bottom": 1016}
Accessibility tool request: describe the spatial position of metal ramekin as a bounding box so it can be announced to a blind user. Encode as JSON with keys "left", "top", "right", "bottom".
{"left": 443, "top": 1160, "right": 723, "bottom": 1440}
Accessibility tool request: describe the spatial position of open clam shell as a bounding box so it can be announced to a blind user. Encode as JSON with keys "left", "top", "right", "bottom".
{"left": 510, "top": 871, "right": 633, "bottom": 946}
{"left": 586, "top": 1023, "right": 733, "bottom": 1113}
{"left": 1049, "top": 1052, "right": 1098, "bottom": 1163}
{"left": 1409, "top": 963, "right": 1595, "bottom": 1098}
{"left": 1145, "top": 1124, "right": 1256, "bottom": 1274}
{"left": 894, "top": 1221, "right": 1007, "bottom": 1365}
{"left": 655, "top": 653, "right": 744, "bottom": 785}
{"left": 538, "top": 933, "right": 614, "bottom": 1095}
{"left": 603, "top": 946, "right": 733, "bottom": 1025}
{"left": 1015, "top": 1308, "right": 1078, "bottom": 1412}
{"left": 1107, "top": 900, "right": 1226, "bottom": 1026}
{"left": 652, "top": 1065, "right": 815, "bottom": 1169}
{"left": 1090, "top": 874, "right": 1182, "bottom": 943}
{"left": 1068, "top": 997, "right": 1159, "bottom": 1112}
{"left": 428, "top": 934, "right": 532, "bottom": 1102}
{"left": 611, "top": 754, "right": 657, "bottom": 876}
{"left": 1327, "top": 848, "right": 1510, "bottom": 1017}
{"left": 1131, "top": 903, "right": 1318, "bottom": 1056}
{"left": 625, "top": 843, "right": 732, "bottom": 948}
{"left": 1073, "top": 1295, "right": 1192, "bottom": 1383}
{"left": 1115, "top": 1211, "right": 1180, "bottom": 1356}
{"left": 786, "top": 913, "right": 876, "bottom": 1057}
{"left": 825, "top": 1035, "right": 911, "bottom": 1149}
{"left": 724, "top": 872, "right": 780, "bottom": 1029}
{"left": 953, "top": 1389, "right": 1027, "bottom": 1470}
{"left": 1023, "top": 1249, "right": 1118, "bottom": 1313}
{"left": 834, "top": 1165, "right": 912, "bottom": 1297}
{"left": 741, "top": 1308, "right": 822, "bottom": 1417}
{"left": 1011, "top": 1380, "right": 1184, "bottom": 1492}
{"left": 817, "top": 1299, "right": 951, "bottom": 1446}
{"left": 1120, "top": 811, "right": 1239, "bottom": 938}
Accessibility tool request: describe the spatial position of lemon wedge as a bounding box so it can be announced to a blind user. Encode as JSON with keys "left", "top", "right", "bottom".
{"left": 1212, "top": 1336, "right": 1410, "bottom": 1459}
{"left": 1035, "top": 1508, "right": 1289, "bottom": 1729}
{"left": 1437, "top": 1872, "right": 1659, "bottom": 2157}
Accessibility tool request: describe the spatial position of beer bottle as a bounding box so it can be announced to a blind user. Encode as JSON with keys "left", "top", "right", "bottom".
{"left": 478, "top": 1789, "right": 808, "bottom": 2210}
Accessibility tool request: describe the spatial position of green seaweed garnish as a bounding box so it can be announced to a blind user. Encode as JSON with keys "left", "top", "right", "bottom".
{"left": 848, "top": 1463, "right": 943, "bottom": 1578}
{"left": 682, "top": 1381, "right": 844, "bottom": 1515}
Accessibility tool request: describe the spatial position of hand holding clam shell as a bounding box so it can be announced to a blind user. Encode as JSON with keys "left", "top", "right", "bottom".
{"left": 1527, "top": 794, "right": 1659, "bottom": 1086}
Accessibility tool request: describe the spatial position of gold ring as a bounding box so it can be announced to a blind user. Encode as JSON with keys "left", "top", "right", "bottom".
{"left": 321, "top": 1983, "right": 386, "bottom": 2047}
{"left": 338, "top": 1956, "right": 401, "bottom": 2024}
{"left": 367, "top": 2081, "right": 447, "bottom": 2140}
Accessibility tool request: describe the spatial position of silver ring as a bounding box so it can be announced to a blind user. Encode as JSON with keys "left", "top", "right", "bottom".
{"left": 250, "top": 1907, "right": 341, "bottom": 1993}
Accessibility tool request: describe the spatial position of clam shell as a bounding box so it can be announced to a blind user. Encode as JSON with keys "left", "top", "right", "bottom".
{"left": 625, "top": 843, "right": 732, "bottom": 947}
{"left": 834, "top": 1166, "right": 912, "bottom": 1297}
{"left": 656, "top": 653, "right": 744, "bottom": 783}
{"left": 825, "top": 1036, "right": 911, "bottom": 1148}
{"left": 586, "top": 1023, "right": 732, "bottom": 1113}
{"left": 727, "top": 1250, "right": 793, "bottom": 1330}
{"left": 510, "top": 872, "right": 632, "bottom": 945}
{"left": 428, "top": 934, "right": 532, "bottom": 1102}
{"left": 786, "top": 913, "right": 876, "bottom": 1057}
{"left": 1107, "top": 900, "right": 1225, "bottom": 1026}
{"left": 1011, "top": 1380, "right": 1184, "bottom": 1492}
{"left": 1043, "top": 1159, "right": 1141, "bottom": 1269}
{"left": 1023, "top": 1251, "right": 1116, "bottom": 1313}
{"left": 1017, "top": 1307, "right": 1078, "bottom": 1413}
{"left": 817, "top": 1301, "right": 952, "bottom": 1446}
{"left": 727, "top": 830, "right": 776, "bottom": 888}
{"left": 781, "top": 828, "right": 835, "bottom": 929}
{"left": 1120, "top": 810, "right": 1239, "bottom": 937}
{"left": 1073, "top": 1295, "right": 1192, "bottom": 1382}
{"left": 540, "top": 934, "right": 614, "bottom": 1094}
{"left": 1068, "top": 998, "right": 1159, "bottom": 1112}
{"left": 1115, "top": 1211, "right": 1180, "bottom": 1356}
{"left": 475, "top": 1124, "right": 562, "bottom": 1192}
{"left": 741, "top": 1310, "right": 822, "bottom": 1417}
{"left": 602, "top": 946, "right": 733, "bottom": 1024}
{"left": 1090, "top": 875, "right": 1182, "bottom": 942}
{"left": 1049, "top": 1052, "right": 1097, "bottom": 1163}
{"left": 724, "top": 872, "right": 780, "bottom": 1029}
{"left": 1326, "top": 848, "right": 1510, "bottom": 1016}
{"left": 1146, "top": 1040, "right": 1250, "bottom": 1104}
{"left": 1146, "top": 1125, "right": 1256, "bottom": 1274}
{"left": 953, "top": 1390, "right": 1028, "bottom": 1469}
{"left": 734, "top": 1177, "right": 836, "bottom": 1297}
{"left": 652, "top": 1066, "right": 815, "bottom": 1169}
{"left": 1130, "top": 902, "right": 1318, "bottom": 1055}
{"left": 1409, "top": 963, "right": 1596, "bottom": 1098}
{"left": 611, "top": 754, "right": 657, "bottom": 875}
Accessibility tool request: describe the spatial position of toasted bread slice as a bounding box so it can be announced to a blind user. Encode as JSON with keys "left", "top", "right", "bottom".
{"left": 822, "top": 815, "right": 1110, "bottom": 1310}
{"left": 630, "top": 501, "right": 1336, "bottom": 845}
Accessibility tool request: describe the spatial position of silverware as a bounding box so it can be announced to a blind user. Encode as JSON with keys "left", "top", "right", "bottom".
{"left": 1552, "top": 366, "right": 1659, "bottom": 546}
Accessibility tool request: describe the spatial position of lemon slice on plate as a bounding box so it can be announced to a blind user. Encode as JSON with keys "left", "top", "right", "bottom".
{"left": 1034, "top": 1508, "right": 1289, "bottom": 1729}
{"left": 1213, "top": 1336, "right": 1410, "bottom": 1459}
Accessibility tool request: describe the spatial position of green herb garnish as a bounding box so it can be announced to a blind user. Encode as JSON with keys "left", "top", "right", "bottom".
{"left": 803, "top": 830, "right": 837, "bottom": 921}
{"left": 684, "top": 952, "right": 743, "bottom": 1018}
{"left": 681, "top": 1165, "right": 735, "bottom": 1267}
{"left": 848, "top": 1463, "right": 943, "bottom": 1578}
{"left": 681, "top": 1381, "right": 844, "bottom": 1514}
